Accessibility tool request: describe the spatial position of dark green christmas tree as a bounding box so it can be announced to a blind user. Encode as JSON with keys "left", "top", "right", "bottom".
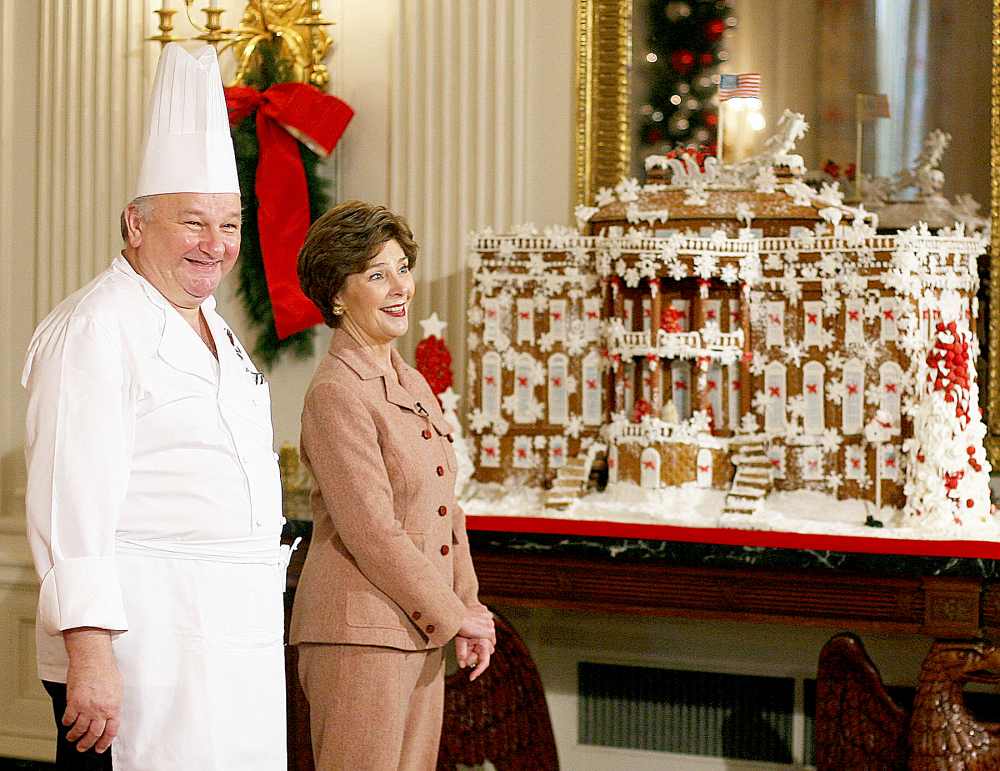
{"left": 636, "top": 0, "right": 735, "bottom": 157}
{"left": 231, "top": 40, "right": 331, "bottom": 369}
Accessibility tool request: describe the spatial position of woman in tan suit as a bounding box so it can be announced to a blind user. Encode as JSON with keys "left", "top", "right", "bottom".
{"left": 291, "top": 200, "right": 495, "bottom": 770}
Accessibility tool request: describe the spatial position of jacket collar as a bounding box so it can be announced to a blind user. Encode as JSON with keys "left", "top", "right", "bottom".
{"left": 112, "top": 255, "right": 218, "bottom": 315}
{"left": 328, "top": 328, "right": 451, "bottom": 433}
{"left": 113, "top": 256, "right": 220, "bottom": 384}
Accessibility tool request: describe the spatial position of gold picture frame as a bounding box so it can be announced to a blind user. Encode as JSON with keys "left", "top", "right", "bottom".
{"left": 574, "top": 0, "right": 632, "bottom": 207}
{"left": 575, "top": 0, "right": 1000, "bottom": 467}
{"left": 988, "top": 0, "right": 1000, "bottom": 466}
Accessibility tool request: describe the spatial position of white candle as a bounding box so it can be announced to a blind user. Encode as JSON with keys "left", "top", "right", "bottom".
{"left": 160, "top": 0, "right": 172, "bottom": 9}
{"left": 207, "top": 0, "right": 219, "bottom": 8}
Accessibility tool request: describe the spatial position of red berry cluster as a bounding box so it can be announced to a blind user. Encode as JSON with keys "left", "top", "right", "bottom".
{"left": 967, "top": 445, "right": 983, "bottom": 474}
{"left": 660, "top": 306, "right": 686, "bottom": 333}
{"left": 631, "top": 399, "right": 654, "bottom": 424}
{"left": 414, "top": 335, "right": 453, "bottom": 396}
{"left": 925, "top": 321, "right": 971, "bottom": 426}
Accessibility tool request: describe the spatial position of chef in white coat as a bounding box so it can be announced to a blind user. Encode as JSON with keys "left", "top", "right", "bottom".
{"left": 22, "top": 44, "right": 287, "bottom": 770}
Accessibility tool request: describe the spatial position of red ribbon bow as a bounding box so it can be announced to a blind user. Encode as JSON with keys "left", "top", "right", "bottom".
{"left": 225, "top": 82, "right": 354, "bottom": 339}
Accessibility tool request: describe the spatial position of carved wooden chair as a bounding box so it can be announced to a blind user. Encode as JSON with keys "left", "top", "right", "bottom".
{"left": 437, "top": 612, "right": 559, "bottom": 770}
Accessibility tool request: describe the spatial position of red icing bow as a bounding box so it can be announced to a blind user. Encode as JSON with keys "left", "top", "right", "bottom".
{"left": 225, "top": 83, "right": 354, "bottom": 339}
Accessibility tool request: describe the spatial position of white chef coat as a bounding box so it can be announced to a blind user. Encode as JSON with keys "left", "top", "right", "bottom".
{"left": 22, "top": 255, "right": 287, "bottom": 770}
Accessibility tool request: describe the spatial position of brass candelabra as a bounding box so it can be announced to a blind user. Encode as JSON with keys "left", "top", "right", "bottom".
{"left": 149, "top": 0, "right": 334, "bottom": 88}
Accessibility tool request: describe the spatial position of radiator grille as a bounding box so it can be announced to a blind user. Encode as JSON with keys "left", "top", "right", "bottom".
{"left": 578, "top": 662, "right": 794, "bottom": 762}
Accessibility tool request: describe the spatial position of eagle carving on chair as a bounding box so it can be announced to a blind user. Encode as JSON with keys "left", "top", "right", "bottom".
{"left": 816, "top": 633, "right": 1000, "bottom": 770}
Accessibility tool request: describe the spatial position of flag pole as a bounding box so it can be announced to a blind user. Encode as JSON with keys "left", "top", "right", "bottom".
{"left": 717, "top": 101, "right": 725, "bottom": 164}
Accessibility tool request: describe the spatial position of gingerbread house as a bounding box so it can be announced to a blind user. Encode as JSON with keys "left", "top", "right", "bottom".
{"left": 464, "top": 112, "right": 991, "bottom": 530}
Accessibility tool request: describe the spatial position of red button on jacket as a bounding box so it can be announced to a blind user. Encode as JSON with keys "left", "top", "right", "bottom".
{"left": 440, "top": 545, "right": 450, "bottom": 556}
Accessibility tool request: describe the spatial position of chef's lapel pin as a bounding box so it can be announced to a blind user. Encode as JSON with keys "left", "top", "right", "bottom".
{"left": 225, "top": 328, "right": 245, "bottom": 360}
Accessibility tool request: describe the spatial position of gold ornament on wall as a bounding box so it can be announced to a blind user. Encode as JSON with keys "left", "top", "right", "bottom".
{"left": 149, "top": 0, "right": 334, "bottom": 88}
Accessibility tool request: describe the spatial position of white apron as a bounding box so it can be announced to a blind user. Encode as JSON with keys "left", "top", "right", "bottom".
{"left": 111, "top": 536, "right": 289, "bottom": 770}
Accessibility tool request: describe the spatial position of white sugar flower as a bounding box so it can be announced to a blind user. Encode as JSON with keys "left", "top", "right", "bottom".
{"left": 595, "top": 187, "right": 616, "bottom": 207}
{"left": 820, "top": 428, "right": 843, "bottom": 453}
{"left": 469, "top": 409, "right": 490, "bottom": 434}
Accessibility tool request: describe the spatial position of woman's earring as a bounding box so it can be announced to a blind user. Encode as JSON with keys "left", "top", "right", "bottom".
{"left": 332, "top": 304, "right": 345, "bottom": 316}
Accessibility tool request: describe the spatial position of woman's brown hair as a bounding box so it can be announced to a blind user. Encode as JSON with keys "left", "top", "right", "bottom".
{"left": 297, "top": 200, "right": 419, "bottom": 327}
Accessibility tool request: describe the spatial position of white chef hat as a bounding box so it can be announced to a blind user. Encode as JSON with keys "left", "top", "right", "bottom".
{"left": 133, "top": 43, "right": 239, "bottom": 199}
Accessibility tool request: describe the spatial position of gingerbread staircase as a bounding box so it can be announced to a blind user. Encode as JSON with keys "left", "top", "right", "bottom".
{"left": 544, "top": 442, "right": 606, "bottom": 509}
{"left": 723, "top": 436, "right": 773, "bottom": 515}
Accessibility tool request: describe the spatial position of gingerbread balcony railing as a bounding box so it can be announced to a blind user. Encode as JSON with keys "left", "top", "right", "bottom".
{"left": 607, "top": 327, "right": 744, "bottom": 363}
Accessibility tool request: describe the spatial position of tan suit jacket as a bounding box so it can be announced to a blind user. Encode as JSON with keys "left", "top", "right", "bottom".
{"left": 289, "top": 329, "right": 480, "bottom": 651}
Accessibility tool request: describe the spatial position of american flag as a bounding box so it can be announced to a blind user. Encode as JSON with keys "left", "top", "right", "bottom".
{"left": 718, "top": 73, "right": 761, "bottom": 102}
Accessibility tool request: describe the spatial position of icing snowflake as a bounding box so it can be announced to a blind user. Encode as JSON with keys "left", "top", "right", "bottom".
{"left": 565, "top": 375, "right": 579, "bottom": 394}
{"left": 787, "top": 394, "right": 806, "bottom": 419}
{"left": 826, "top": 472, "right": 843, "bottom": 494}
{"left": 826, "top": 352, "right": 846, "bottom": 372}
{"left": 828, "top": 379, "right": 846, "bottom": 403}
{"left": 467, "top": 331, "right": 481, "bottom": 350}
{"left": 858, "top": 340, "right": 880, "bottom": 365}
{"left": 865, "top": 384, "right": 883, "bottom": 407}
{"left": 752, "top": 390, "right": 769, "bottom": 414}
{"left": 819, "top": 252, "right": 842, "bottom": 277}
{"left": 816, "top": 182, "right": 845, "bottom": 207}
{"left": 501, "top": 348, "right": 520, "bottom": 370}
{"left": 841, "top": 272, "right": 867, "bottom": 297}
{"left": 820, "top": 428, "right": 843, "bottom": 453}
{"left": 494, "top": 418, "right": 510, "bottom": 437}
{"left": 467, "top": 306, "right": 484, "bottom": 326}
{"left": 615, "top": 177, "right": 642, "bottom": 203}
{"left": 720, "top": 265, "right": 739, "bottom": 285}
{"left": 750, "top": 351, "right": 768, "bottom": 376}
{"left": 469, "top": 409, "right": 490, "bottom": 434}
{"left": 565, "top": 415, "right": 584, "bottom": 439}
{"left": 494, "top": 332, "right": 511, "bottom": 353}
{"left": 668, "top": 260, "right": 688, "bottom": 281}
{"left": 595, "top": 187, "right": 616, "bottom": 207}
{"left": 688, "top": 410, "right": 712, "bottom": 434}
{"left": 694, "top": 252, "right": 718, "bottom": 279}
{"left": 537, "top": 332, "right": 555, "bottom": 353}
{"left": 783, "top": 180, "right": 814, "bottom": 206}
{"left": 623, "top": 267, "right": 641, "bottom": 288}
{"left": 781, "top": 272, "right": 802, "bottom": 303}
{"left": 764, "top": 252, "right": 784, "bottom": 272}
{"left": 566, "top": 333, "right": 587, "bottom": 357}
{"left": 739, "top": 413, "right": 759, "bottom": 433}
{"left": 735, "top": 202, "right": 756, "bottom": 227}
{"left": 637, "top": 256, "right": 658, "bottom": 279}
{"left": 782, "top": 340, "right": 805, "bottom": 366}
{"left": 574, "top": 205, "right": 598, "bottom": 230}
{"left": 533, "top": 435, "right": 548, "bottom": 450}
{"left": 753, "top": 166, "right": 778, "bottom": 194}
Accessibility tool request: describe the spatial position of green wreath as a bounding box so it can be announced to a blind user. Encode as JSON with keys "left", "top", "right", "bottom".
{"left": 230, "top": 41, "right": 331, "bottom": 369}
